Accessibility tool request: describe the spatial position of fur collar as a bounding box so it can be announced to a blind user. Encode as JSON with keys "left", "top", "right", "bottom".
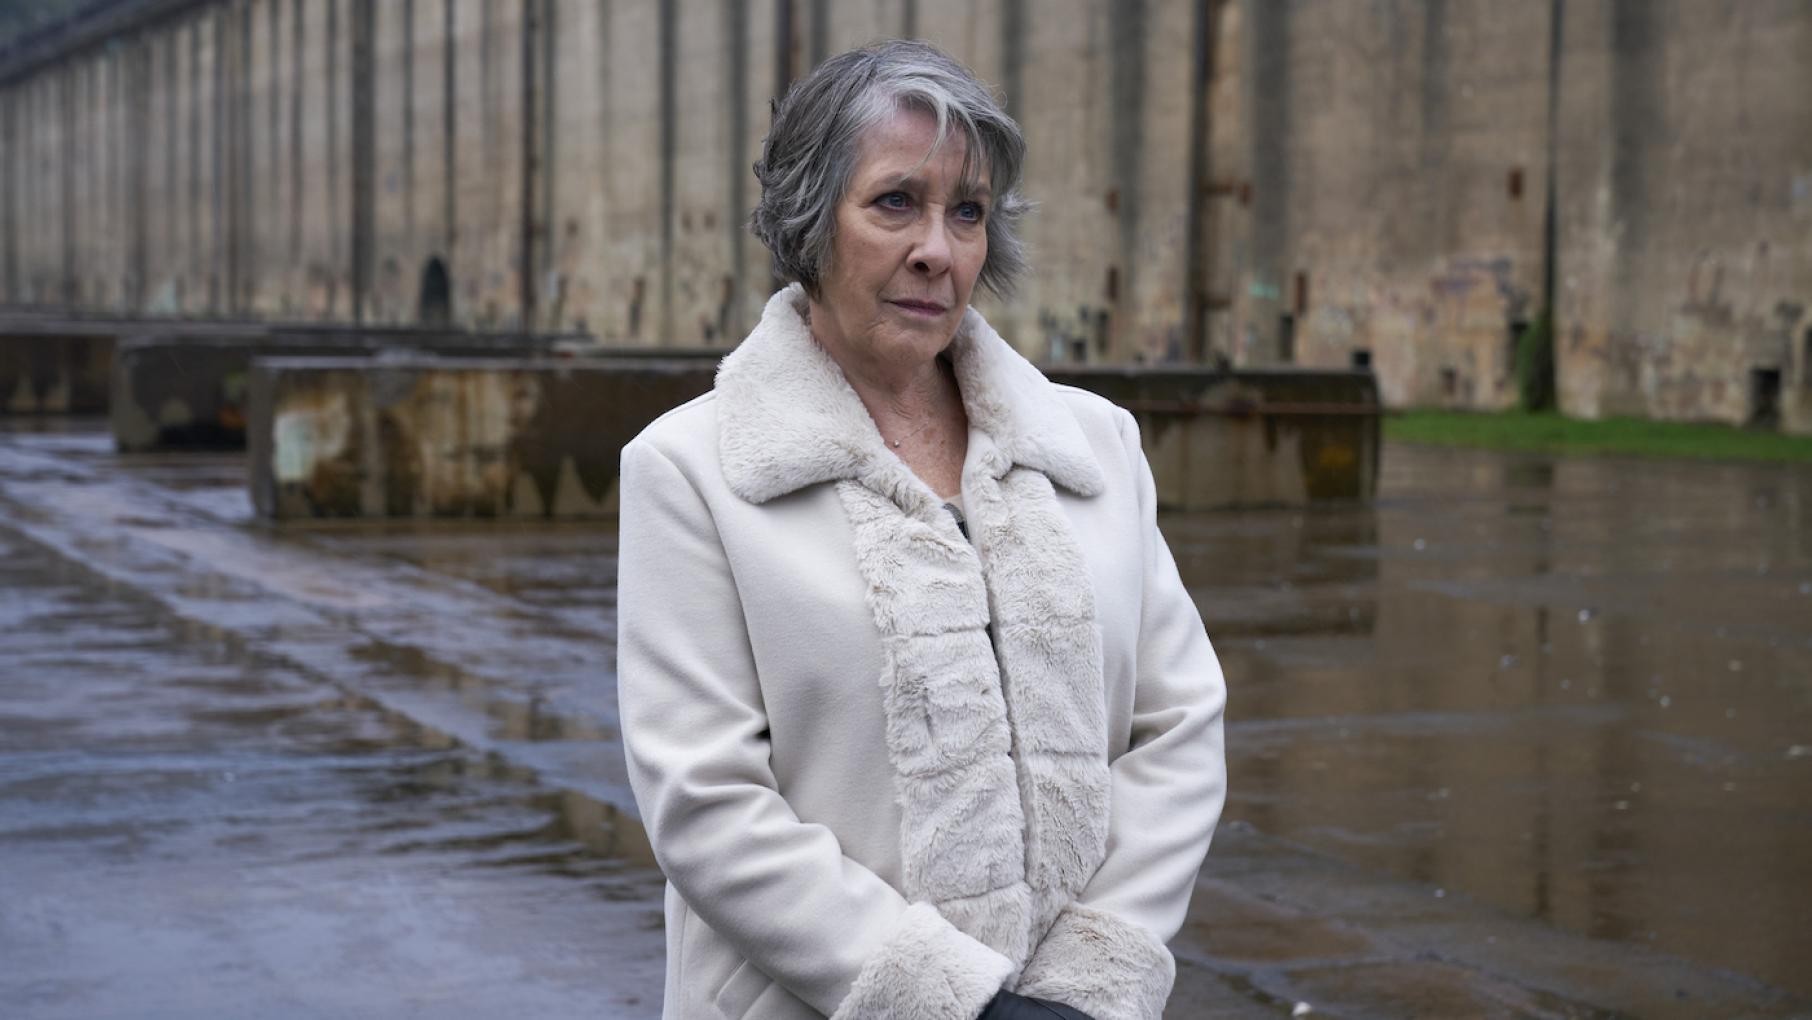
{"left": 716, "top": 284, "right": 1105, "bottom": 506}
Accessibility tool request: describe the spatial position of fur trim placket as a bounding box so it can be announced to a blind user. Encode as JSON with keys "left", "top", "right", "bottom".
{"left": 839, "top": 476, "right": 1039, "bottom": 968}
{"left": 837, "top": 416, "right": 1113, "bottom": 982}
{"left": 966, "top": 463, "right": 1111, "bottom": 941}
{"left": 838, "top": 434, "right": 1114, "bottom": 981}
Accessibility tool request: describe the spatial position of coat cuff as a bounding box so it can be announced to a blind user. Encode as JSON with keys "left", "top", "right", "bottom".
{"left": 1013, "top": 904, "right": 1175, "bottom": 1020}
{"left": 830, "top": 902, "right": 1013, "bottom": 1020}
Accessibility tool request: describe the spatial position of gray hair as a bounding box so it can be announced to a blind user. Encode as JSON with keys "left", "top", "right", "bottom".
{"left": 750, "top": 40, "right": 1030, "bottom": 299}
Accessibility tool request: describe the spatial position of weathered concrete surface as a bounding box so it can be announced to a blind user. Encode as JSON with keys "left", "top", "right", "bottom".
{"left": 247, "top": 356, "right": 716, "bottom": 520}
{"left": 112, "top": 328, "right": 580, "bottom": 451}
{"left": 3, "top": 423, "right": 1808, "bottom": 1017}
{"left": 1053, "top": 366, "right": 1380, "bottom": 508}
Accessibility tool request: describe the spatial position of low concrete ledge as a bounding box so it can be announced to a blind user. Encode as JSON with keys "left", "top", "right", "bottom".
{"left": 247, "top": 353, "right": 1375, "bottom": 521}
{"left": 556, "top": 349, "right": 1379, "bottom": 508}
{"left": 2, "top": 315, "right": 282, "bottom": 415}
{"left": 1050, "top": 366, "right": 1381, "bottom": 508}
{"left": 2, "top": 327, "right": 116, "bottom": 414}
{"left": 113, "top": 329, "right": 585, "bottom": 451}
{"left": 247, "top": 356, "right": 718, "bottom": 520}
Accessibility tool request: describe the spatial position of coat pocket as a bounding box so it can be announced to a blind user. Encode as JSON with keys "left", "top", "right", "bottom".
{"left": 713, "top": 959, "right": 772, "bottom": 1020}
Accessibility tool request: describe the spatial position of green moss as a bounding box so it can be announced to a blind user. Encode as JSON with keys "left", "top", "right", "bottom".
{"left": 1385, "top": 411, "right": 1812, "bottom": 463}
{"left": 1514, "top": 310, "right": 1555, "bottom": 412}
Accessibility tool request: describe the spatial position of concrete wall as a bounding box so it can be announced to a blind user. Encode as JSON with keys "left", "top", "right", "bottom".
{"left": 1206, "top": 0, "right": 1812, "bottom": 429}
{"left": 1552, "top": 0, "right": 1812, "bottom": 431}
{"left": 1210, "top": 0, "right": 1549, "bottom": 413}
{"left": 4, "top": 0, "right": 1809, "bottom": 429}
{"left": 0, "top": 0, "right": 1205, "bottom": 368}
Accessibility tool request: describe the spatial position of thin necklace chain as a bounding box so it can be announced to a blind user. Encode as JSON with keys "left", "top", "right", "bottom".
{"left": 885, "top": 416, "right": 936, "bottom": 449}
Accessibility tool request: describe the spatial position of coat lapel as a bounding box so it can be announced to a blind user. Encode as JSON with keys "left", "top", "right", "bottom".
{"left": 715, "top": 285, "right": 1111, "bottom": 971}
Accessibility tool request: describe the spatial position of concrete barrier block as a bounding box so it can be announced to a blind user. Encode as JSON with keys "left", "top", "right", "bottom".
{"left": 113, "top": 329, "right": 582, "bottom": 452}
{"left": 2, "top": 315, "right": 290, "bottom": 419}
{"left": 242, "top": 348, "right": 1372, "bottom": 518}
{"left": 1049, "top": 367, "right": 1381, "bottom": 509}
{"left": 248, "top": 356, "right": 718, "bottom": 520}
{"left": 0, "top": 334, "right": 114, "bottom": 414}
{"left": 1, "top": 325, "right": 117, "bottom": 414}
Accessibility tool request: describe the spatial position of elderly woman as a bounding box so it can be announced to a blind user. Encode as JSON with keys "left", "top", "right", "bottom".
{"left": 616, "top": 40, "right": 1225, "bottom": 1020}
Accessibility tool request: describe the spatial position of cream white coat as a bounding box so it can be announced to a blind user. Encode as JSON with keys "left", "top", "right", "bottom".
{"left": 616, "top": 286, "right": 1227, "bottom": 1020}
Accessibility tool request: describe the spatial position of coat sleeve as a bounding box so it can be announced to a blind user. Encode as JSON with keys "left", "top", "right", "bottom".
{"left": 616, "top": 436, "right": 1013, "bottom": 1019}
{"left": 1014, "top": 409, "right": 1229, "bottom": 1020}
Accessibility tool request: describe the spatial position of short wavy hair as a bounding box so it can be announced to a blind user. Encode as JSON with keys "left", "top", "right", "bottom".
{"left": 750, "top": 40, "right": 1030, "bottom": 299}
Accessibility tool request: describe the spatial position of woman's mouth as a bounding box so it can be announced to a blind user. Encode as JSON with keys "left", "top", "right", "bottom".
{"left": 889, "top": 300, "right": 947, "bottom": 317}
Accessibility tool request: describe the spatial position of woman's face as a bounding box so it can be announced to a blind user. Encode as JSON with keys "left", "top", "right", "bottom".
{"left": 809, "top": 105, "right": 990, "bottom": 371}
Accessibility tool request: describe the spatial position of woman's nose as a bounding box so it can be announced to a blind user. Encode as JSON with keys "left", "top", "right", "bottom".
{"left": 909, "top": 215, "right": 952, "bottom": 275}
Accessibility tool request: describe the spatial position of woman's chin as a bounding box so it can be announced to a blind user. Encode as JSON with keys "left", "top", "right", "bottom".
{"left": 877, "top": 327, "right": 959, "bottom": 365}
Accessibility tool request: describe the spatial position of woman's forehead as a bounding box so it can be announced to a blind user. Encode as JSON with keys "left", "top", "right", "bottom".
{"left": 854, "top": 108, "right": 990, "bottom": 192}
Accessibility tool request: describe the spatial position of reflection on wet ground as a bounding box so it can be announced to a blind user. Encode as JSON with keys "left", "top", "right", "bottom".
{"left": 0, "top": 519, "right": 664, "bottom": 1017}
{"left": 1183, "top": 446, "right": 1812, "bottom": 1003}
{"left": 2, "top": 420, "right": 1808, "bottom": 1017}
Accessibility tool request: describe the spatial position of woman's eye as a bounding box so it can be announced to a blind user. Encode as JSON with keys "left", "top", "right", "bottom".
{"left": 955, "top": 201, "right": 985, "bottom": 223}
{"left": 877, "top": 192, "right": 910, "bottom": 210}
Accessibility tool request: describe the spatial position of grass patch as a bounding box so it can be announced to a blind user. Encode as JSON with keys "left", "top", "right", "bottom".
{"left": 1384, "top": 410, "right": 1812, "bottom": 463}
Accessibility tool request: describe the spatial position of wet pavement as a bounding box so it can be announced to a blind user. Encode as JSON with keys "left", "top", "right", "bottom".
{"left": 1192, "top": 447, "right": 1812, "bottom": 1007}
{"left": 0, "top": 509, "right": 665, "bottom": 1018}
{"left": 1, "top": 418, "right": 1808, "bottom": 1018}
